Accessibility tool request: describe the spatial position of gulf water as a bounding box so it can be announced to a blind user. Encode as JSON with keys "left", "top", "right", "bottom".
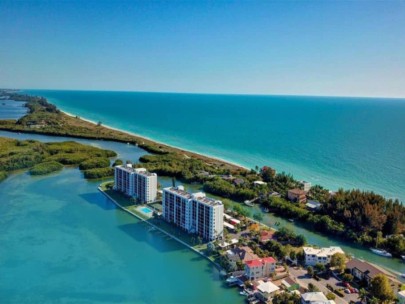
{"left": 27, "top": 90, "right": 405, "bottom": 202}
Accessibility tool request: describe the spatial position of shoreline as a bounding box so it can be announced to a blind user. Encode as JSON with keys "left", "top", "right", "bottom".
{"left": 60, "top": 109, "right": 250, "bottom": 171}
{"left": 98, "top": 185, "right": 224, "bottom": 272}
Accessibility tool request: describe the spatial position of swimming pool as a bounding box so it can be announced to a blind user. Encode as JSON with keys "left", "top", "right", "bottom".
{"left": 140, "top": 207, "right": 153, "bottom": 214}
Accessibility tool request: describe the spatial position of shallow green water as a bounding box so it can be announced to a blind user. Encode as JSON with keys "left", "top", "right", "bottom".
{"left": 0, "top": 132, "right": 242, "bottom": 304}
{"left": 0, "top": 131, "right": 403, "bottom": 304}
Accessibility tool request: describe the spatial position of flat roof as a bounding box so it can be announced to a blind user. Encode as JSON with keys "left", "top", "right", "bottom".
{"left": 163, "top": 187, "right": 222, "bottom": 206}
{"left": 303, "top": 246, "right": 344, "bottom": 257}
{"left": 116, "top": 165, "right": 156, "bottom": 176}
{"left": 163, "top": 186, "right": 192, "bottom": 199}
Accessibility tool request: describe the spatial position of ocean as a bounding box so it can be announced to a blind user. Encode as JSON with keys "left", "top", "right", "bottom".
{"left": 26, "top": 90, "right": 405, "bottom": 202}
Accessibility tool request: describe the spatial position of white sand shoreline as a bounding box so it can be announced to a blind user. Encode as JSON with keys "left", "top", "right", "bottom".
{"left": 61, "top": 109, "right": 250, "bottom": 170}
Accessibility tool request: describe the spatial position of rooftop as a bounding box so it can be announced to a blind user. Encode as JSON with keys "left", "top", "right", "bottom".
{"left": 163, "top": 186, "right": 192, "bottom": 199}
{"left": 346, "top": 258, "right": 383, "bottom": 279}
{"left": 256, "top": 280, "right": 279, "bottom": 294}
{"left": 288, "top": 188, "right": 307, "bottom": 195}
{"left": 245, "top": 257, "right": 276, "bottom": 267}
{"left": 116, "top": 165, "right": 156, "bottom": 176}
{"left": 301, "top": 292, "right": 329, "bottom": 302}
{"left": 227, "top": 246, "right": 259, "bottom": 263}
{"left": 303, "top": 246, "right": 344, "bottom": 257}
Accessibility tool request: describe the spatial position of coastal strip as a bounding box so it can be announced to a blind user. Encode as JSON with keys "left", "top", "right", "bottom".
{"left": 97, "top": 186, "right": 225, "bottom": 272}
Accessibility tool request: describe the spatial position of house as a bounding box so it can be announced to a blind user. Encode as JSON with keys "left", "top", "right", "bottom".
{"left": 226, "top": 246, "right": 259, "bottom": 270}
{"left": 244, "top": 257, "right": 277, "bottom": 280}
{"left": 301, "top": 292, "right": 335, "bottom": 304}
{"left": 233, "top": 178, "right": 245, "bottom": 186}
{"left": 287, "top": 189, "right": 307, "bottom": 203}
{"left": 259, "top": 230, "right": 275, "bottom": 244}
{"left": 303, "top": 246, "right": 344, "bottom": 266}
{"left": 254, "top": 280, "right": 280, "bottom": 302}
{"left": 253, "top": 180, "right": 267, "bottom": 186}
{"left": 398, "top": 290, "right": 405, "bottom": 304}
{"left": 346, "top": 258, "right": 384, "bottom": 286}
{"left": 281, "top": 277, "right": 300, "bottom": 291}
{"left": 300, "top": 181, "right": 312, "bottom": 192}
{"left": 305, "top": 200, "right": 322, "bottom": 211}
{"left": 269, "top": 191, "right": 281, "bottom": 197}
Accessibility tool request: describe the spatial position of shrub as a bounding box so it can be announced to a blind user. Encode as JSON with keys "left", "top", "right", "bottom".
{"left": 83, "top": 167, "right": 114, "bottom": 179}
{"left": 0, "top": 171, "right": 8, "bottom": 181}
{"left": 79, "top": 157, "right": 110, "bottom": 170}
{"left": 326, "top": 292, "right": 336, "bottom": 300}
{"left": 29, "top": 161, "right": 63, "bottom": 175}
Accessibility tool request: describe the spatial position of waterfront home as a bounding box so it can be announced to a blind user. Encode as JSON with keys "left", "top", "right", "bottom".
{"left": 303, "top": 246, "right": 344, "bottom": 266}
{"left": 287, "top": 189, "right": 307, "bottom": 203}
{"left": 305, "top": 200, "right": 322, "bottom": 211}
{"left": 398, "top": 290, "right": 405, "bottom": 304}
{"left": 226, "top": 246, "right": 260, "bottom": 270}
{"left": 301, "top": 292, "right": 335, "bottom": 304}
{"left": 281, "top": 277, "right": 300, "bottom": 291}
{"left": 254, "top": 280, "right": 280, "bottom": 302}
{"left": 346, "top": 258, "right": 385, "bottom": 286}
{"left": 218, "top": 238, "right": 238, "bottom": 249}
{"left": 162, "top": 186, "right": 224, "bottom": 241}
{"left": 253, "top": 180, "right": 267, "bottom": 187}
{"left": 244, "top": 257, "right": 277, "bottom": 281}
{"left": 300, "top": 181, "right": 312, "bottom": 192}
{"left": 114, "top": 164, "right": 157, "bottom": 203}
{"left": 233, "top": 178, "right": 245, "bottom": 186}
{"left": 259, "top": 230, "right": 275, "bottom": 244}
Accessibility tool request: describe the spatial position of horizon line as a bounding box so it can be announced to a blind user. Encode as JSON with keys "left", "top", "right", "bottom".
{"left": 4, "top": 87, "right": 405, "bottom": 100}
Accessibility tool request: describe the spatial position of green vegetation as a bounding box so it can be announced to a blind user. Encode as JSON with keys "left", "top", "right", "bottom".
{"left": 83, "top": 167, "right": 114, "bottom": 179}
{"left": 29, "top": 161, "right": 63, "bottom": 175}
{"left": 274, "top": 227, "right": 307, "bottom": 246}
{"left": 0, "top": 171, "right": 8, "bottom": 181}
{"left": 369, "top": 274, "right": 395, "bottom": 303}
{"left": 1, "top": 91, "right": 404, "bottom": 257}
{"left": 330, "top": 252, "right": 347, "bottom": 273}
{"left": 0, "top": 137, "right": 117, "bottom": 181}
{"left": 79, "top": 157, "right": 110, "bottom": 170}
{"left": 272, "top": 293, "right": 300, "bottom": 304}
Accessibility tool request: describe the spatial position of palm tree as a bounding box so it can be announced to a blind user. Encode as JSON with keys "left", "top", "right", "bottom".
{"left": 358, "top": 288, "right": 368, "bottom": 303}
{"left": 369, "top": 297, "right": 379, "bottom": 304}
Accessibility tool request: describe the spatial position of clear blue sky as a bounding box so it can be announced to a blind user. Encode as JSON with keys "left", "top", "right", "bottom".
{"left": 1, "top": 0, "right": 405, "bottom": 97}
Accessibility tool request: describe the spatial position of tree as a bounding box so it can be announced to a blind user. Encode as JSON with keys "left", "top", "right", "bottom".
{"left": 369, "top": 274, "right": 395, "bottom": 303}
{"left": 358, "top": 288, "right": 368, "bottom": 303}
{"left": 289, "top": 251, "right": 296, "bottom": 260}
{"left": 307, "top": 266, "right": 314, "bottom": 277}
{"left": 342, "top": 273, "right": 354, "bottom": 283}
{"left": 314, "top": 263, "right": 326, "bottom": 273}
{"left": 326, "top": 292, "right": 336, "bottom": 300}
{"left": 308, "top": 283, "right": 319, "bottom": 292}
{"left": 330, "top": 252, "right": 346, "bottom": 273}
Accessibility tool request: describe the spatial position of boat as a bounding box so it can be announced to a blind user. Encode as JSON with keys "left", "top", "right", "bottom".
{"left": 400, "top": 273, "right": 405, "bottom": 278}
{"left": 239, "top": 290, "right": 248, "bottom": 296}
{"left": 263, "top": 207, "right": 269, "bottom": 213}
{"left": 401, "top": 255, "right": 405, "bottom": 261}
{"left": 244, "top": 200, "right": 254, "bottom": 207}
{"left": 288, "top": 219, "right": 295, "bottom": 223}
{"left": 370, "top": 248, "right": 392, "bottom": 257}
{"left": 226, "top": 276, "right": 240, "bottom": 286}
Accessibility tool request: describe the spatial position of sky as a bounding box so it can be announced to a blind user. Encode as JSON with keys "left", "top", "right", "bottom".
{"left": 1, "top": 0, "right": 405, "bottom": 98}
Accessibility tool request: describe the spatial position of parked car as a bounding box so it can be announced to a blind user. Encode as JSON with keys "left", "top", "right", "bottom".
{"left": 345, "top": 289, "right": 351, "bottom": 294}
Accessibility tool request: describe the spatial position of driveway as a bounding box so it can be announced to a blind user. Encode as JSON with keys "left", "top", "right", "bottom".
{"left": 289, "top": 267, "right": 360, "bottom": 304}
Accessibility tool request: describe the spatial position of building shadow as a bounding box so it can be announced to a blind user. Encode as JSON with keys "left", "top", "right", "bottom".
{"left": 80, "top": 192, "right": 117, "bottom": 211}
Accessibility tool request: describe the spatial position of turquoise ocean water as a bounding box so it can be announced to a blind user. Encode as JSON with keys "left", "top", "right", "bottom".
{"left": 27, "top": 90, "right": 405, "bottom": 202}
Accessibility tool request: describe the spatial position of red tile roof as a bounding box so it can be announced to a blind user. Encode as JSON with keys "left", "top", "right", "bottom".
{"left": 245, "top": 257, "right": 277, "bottom": 268}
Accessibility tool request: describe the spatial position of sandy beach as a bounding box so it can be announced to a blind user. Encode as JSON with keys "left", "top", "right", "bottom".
{"left": 61, "top": 109, "right": 250, "bottom": 171}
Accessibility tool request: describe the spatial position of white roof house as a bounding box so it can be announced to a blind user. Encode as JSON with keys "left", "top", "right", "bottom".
{"left": 301, "top": 292, "right": 336, "bottom": 304}
{"left": 256, "top": 280, "right": 279, "bottom": 294}
{"left": 303, "top": 246, "right": 344, "bottom": 266}
{"left": 253, "top": 181, "right": 267, "bottom": 186}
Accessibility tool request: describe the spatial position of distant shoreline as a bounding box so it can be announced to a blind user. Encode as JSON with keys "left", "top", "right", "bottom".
{"left": 60, "top": 109, "right": 250, "bottom": 171}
